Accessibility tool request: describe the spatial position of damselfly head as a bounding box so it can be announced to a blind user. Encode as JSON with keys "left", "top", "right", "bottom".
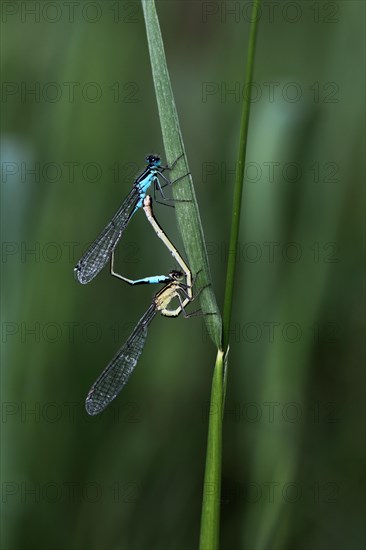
{"left": 169, "top": 269, "right": 183, "bottom": 281}
{"left": 146, "top": 154, "right": 161, "bottom": 167}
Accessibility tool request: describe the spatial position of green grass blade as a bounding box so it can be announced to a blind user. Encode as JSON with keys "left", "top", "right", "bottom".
{"left": 222, "top": 0, "right": 261, "bottom": 351}
{"left": 142, "top": 0, "right": 222, "bottom": 348}
{"left": 199, "top": 350, "right": 224, "bottom": 550}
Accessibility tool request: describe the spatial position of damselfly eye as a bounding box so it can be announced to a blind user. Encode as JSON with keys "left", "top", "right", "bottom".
{"left": 170, "top": 270, "right": 183, "bottom": 280}
{"left": 146, "top": 154, "right": 161, "bottom": 166}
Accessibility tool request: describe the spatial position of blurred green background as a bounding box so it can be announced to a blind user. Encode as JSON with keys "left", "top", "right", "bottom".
{"left": 1, "top": 1, "right": 364, "bottom": 549}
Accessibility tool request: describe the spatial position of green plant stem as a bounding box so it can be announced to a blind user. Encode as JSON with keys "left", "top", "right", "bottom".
{"left": 222, "top": 0, "right": 261, "bottom": 351}
{"left": 199, "top": 349, "right": 224, "bottom": 550}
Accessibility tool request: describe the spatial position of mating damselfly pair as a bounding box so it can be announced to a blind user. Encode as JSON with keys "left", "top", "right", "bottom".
{"left": 75, "top": 154, "right": 198, "bottom": 416}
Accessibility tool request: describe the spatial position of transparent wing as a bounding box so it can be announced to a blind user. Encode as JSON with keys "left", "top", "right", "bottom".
{"left": 75, "top": 187, "right": 138, "bottom": 284}
{"left": 85, "top": 304, "right": 156, "bottom": 415}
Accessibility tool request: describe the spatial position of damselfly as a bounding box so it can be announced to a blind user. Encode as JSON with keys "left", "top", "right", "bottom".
{"left": 85, "top": 272, "right": 192, "bottom": 415}
{"left": 74, "top": 155, "right": 185, "bottom": 285}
